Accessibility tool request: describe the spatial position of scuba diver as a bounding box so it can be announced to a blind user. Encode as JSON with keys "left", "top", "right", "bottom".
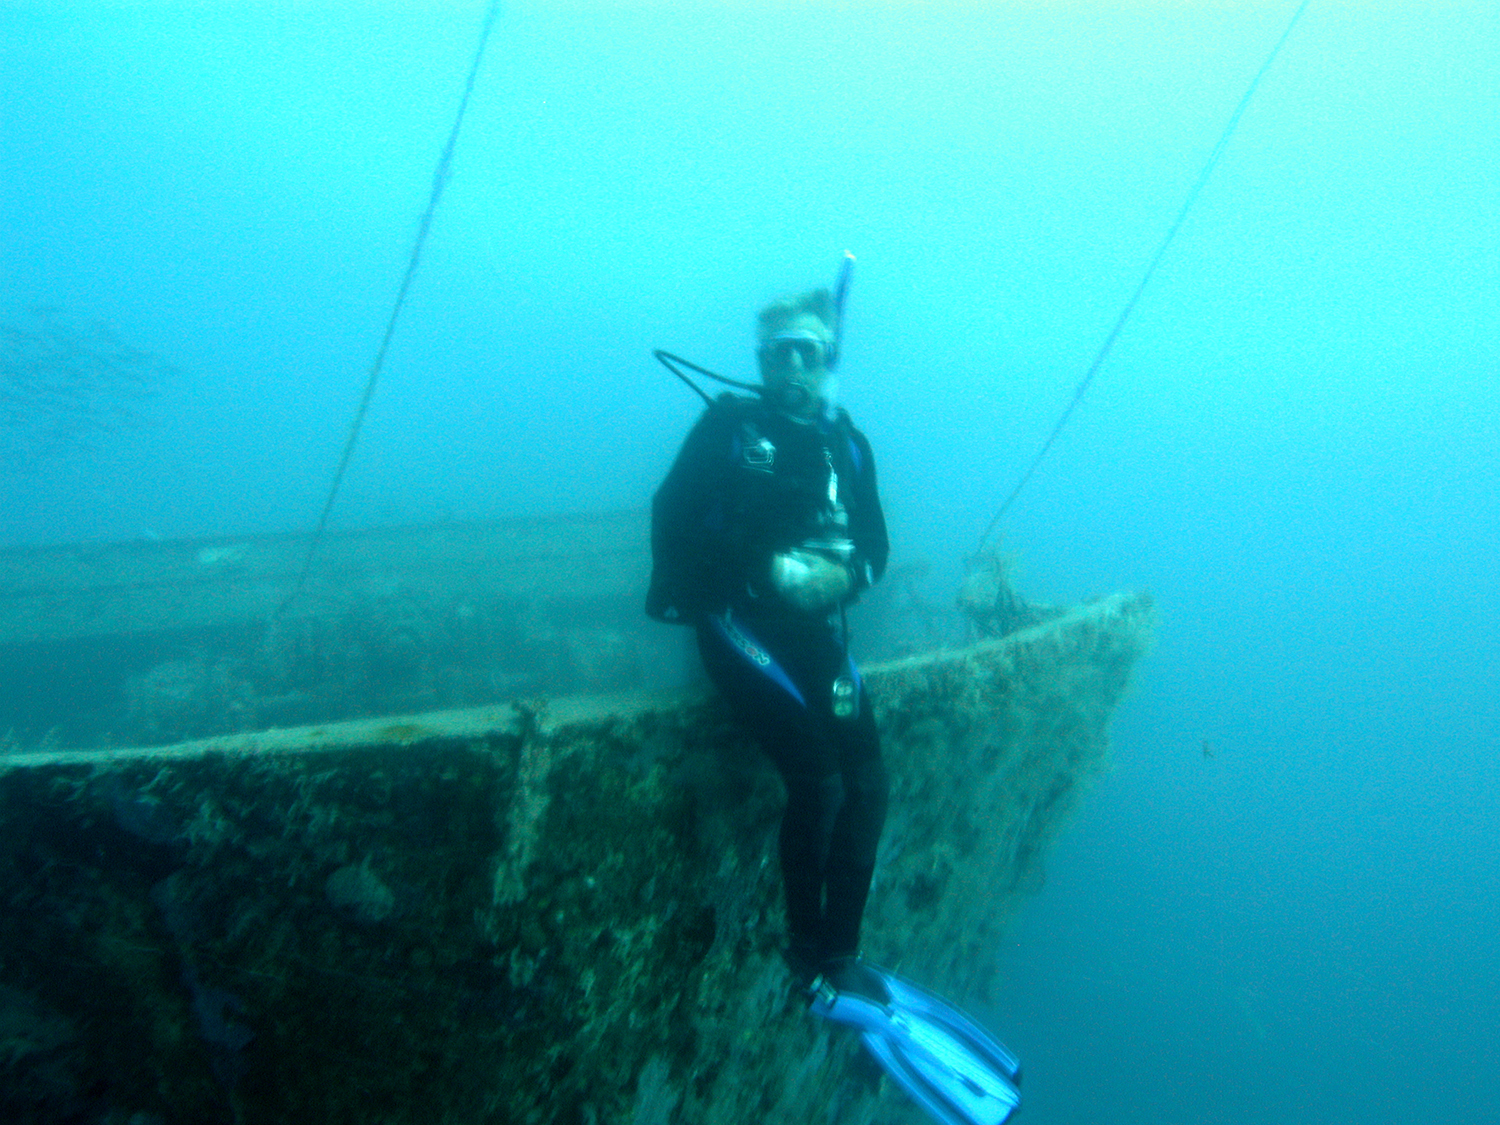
{"left": 647, "top": 277, "right": 892, "bottom": 1002}
{"left": 648, "top": 265, "right": 1022, "bottom": 1125}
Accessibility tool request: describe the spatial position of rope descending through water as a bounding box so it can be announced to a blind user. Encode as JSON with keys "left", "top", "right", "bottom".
{"left": 977, "top": 0, "right": 1313, "bottom": 554}
{"left": 277, "top": 0, "right": 503, "bottom": 617}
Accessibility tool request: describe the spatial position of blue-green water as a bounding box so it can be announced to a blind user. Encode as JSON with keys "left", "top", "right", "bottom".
{"left": 4, "top": 3, "right": 1496, "bottom": 1122}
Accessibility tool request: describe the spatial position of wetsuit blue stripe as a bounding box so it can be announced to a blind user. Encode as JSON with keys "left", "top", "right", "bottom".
{"left": 709, "top": 611, "right": 807, "bottom": 708}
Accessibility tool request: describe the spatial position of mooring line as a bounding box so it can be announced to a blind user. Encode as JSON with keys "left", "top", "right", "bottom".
{"left": 978, "top": 0, "right": 1313, "bottom": 553}
{"left": 277, "top": 0, "right": 503, "bottom": 617}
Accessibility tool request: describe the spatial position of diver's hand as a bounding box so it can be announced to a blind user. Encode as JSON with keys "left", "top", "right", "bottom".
{"left": 769, "top": 550, "right": 853, "bottom": 613}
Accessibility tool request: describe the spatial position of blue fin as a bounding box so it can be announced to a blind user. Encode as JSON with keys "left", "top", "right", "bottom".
{"left": 808, "top": 966, "right": 1021, "bottom": 1125}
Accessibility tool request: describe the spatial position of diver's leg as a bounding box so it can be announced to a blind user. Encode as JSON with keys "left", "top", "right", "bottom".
{"left": 696, "top": 620, "right": 843, "bottom": 968}
{"left": 819, "top": 688, "right": 888, "bottom": 961}
{"left": 778, "top": 771, "right": 844, "bottom": 972}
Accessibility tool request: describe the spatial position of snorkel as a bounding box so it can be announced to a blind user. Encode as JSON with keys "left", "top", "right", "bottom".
{"left": 829, "top": 250, "right": 853, "bottom": 372}
{"left": 815, "top": 250, "right": 855, "bottom": 417}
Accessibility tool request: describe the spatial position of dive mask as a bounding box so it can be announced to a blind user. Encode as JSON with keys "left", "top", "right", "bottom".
{"left": 758, "top": 329, "right": 830, "bottom": 370}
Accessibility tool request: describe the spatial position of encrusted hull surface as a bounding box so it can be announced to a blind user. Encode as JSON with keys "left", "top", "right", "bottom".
{"left": 0, "top": 592, "right": 1153, "bottom": 1125}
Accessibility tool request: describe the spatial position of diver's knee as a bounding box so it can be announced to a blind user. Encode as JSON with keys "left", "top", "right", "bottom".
{"left": 814, "top": 772, "right": 846, "bottom": 816}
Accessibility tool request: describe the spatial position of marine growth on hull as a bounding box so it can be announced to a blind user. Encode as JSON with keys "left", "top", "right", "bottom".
{"left": 0, "top": 550, "right": 1153, "bottom": 1123}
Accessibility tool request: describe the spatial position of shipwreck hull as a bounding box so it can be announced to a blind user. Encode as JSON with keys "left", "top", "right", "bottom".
{"left": 0, "top": 591, "right": 1154, "bottom": 1125}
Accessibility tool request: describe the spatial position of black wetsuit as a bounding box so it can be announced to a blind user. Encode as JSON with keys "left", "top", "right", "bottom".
{"left": 648, "top": 393, "right": 889, "bottom": 968}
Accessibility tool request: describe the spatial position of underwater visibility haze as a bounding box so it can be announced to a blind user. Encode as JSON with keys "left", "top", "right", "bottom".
{"left": 2, "top": 2, "right": 1497, "bottom": 1123}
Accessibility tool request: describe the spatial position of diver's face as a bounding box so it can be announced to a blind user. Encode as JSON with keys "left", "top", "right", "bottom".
{"left": 758, "top": 313, "right": 833, "bottom": 418}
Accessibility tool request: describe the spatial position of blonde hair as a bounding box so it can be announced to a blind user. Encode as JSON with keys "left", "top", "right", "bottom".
{"left": 757, "top": 288, "right": 836, "bottom": 341}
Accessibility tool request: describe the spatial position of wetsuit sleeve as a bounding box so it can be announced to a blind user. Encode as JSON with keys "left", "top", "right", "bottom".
{"left": 646, "top": 402, "right": 736, "bottom": 623}
{"left": 845, "top": 427, "right": 889, "bottom": 597}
